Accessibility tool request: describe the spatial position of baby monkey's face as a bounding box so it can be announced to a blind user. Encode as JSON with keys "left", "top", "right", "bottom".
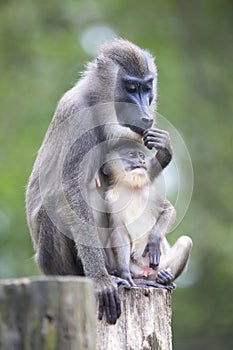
{"left": 118, "top": 148, "right": 147, "bottom": 174}
{"left": 102, "top": 145, "right": 150, "bottom": 188}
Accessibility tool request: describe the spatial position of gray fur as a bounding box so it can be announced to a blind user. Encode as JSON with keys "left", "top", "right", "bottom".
{"left": 26, "top": 39, "right": 158, "bottom": 324}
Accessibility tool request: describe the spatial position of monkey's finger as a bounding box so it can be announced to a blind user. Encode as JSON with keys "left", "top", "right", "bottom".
{"left": 146, "top": 142, "right": 162, "bottom": 150}
{"left": 98, "top": 292, "right": 104, "bottom": 320}
{"left": 144, "top": 137, "right": 167, "bottom": 148}
{"left": 143, "top": 128, "right": 169, "bottom": 136}
{"left": 143, "top": 130, "right": 169, "bottom": 142}
{"left": 149, "top": 256, "right": 159, "bottom": 270}
{"left": 157, "top": 269, "right": 173, "bottom": 285}
{"left": 157, "top": 269, "right": 169, "bottom": 280}
{"left": 156, "top": 273, "right": 168, "bottom": 284}
{"left": 113, "top": 287, "right": 121, "bottom": 319}
{"left": 142, "top": 246, "right": 149, "bottom": 257}
{"left": 144, "top": 144, "right": 153, "bottom": 150}
{"left": 144, "top": 139, "right": 165, "bottom": 150}
{"left": 103, "top": 289, "right": 113, "bottom": 324}
{"left": 143, "top": 130, "right": 167, "bottom": 137}
{"left": 144, "top": 135, "right": 167, "bottom": 143}
{"left": 156, "top": 281, "right": 176, "bottom": 291}
{"left": 135, "top": 280, "right": 167, "bottom": 289}
{"left": 107, "top": 289, "right": 118, "bottom": 324}
{"left": 115, "top": 277, "right": 131, "bottom": 288}
{"left": 149, "top": 249, "right": 161, "bottom": 269}
{"left": 162, "top": 269, "right": 173, "bottom": 280}
{"left": 149, "top": 261, "right": 159, "bottom": 270}
{"left": 169, "top": 283, "right": 176, "bottom": 290}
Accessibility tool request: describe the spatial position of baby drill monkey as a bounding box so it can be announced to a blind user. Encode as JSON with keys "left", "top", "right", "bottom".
{"left": 101, "top": 137, "right": 193, "bottom": 290}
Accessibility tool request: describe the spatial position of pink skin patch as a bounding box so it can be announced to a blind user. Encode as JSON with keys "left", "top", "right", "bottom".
{"left": 142, "top": 266, "right": 154, "bottom": 278}
{"left": 95, "top": 176, "right": 102, "bottom": 188}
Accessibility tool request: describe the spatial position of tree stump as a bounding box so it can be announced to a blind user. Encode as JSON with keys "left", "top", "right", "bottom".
{"left": 96, "top": 287, "right": 172, "bottom": 350}
{"left": 0, "top": 277, "right": 96, "bottom": 350}
{"left": 0, "top": 277, "right": 172, "bottom": 350}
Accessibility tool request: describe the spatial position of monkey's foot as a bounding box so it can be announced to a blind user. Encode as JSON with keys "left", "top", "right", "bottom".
{"left": 156, "top": 268, "right": 174, "bottom": 286}
{"left": 112, "top": 276, "right": 132, "bottom": 288}
{"left": 134, "top": 278, "right": 175, "bottom": 291}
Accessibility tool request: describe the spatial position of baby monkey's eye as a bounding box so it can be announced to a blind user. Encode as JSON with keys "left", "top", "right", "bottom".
{"left": 128, "top": 152, "right": 135, "bottom": 158}
{"left": 139, "top": 152, "right": 145, "bottom": 159}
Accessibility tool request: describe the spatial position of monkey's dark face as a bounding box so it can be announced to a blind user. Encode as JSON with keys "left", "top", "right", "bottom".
{"left": 115, "top": 73, "right": 154, "bottom": 135}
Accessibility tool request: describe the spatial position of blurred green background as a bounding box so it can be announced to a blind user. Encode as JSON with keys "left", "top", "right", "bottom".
{"left": 0, "top": 0, "right": 232, "bottom": 348}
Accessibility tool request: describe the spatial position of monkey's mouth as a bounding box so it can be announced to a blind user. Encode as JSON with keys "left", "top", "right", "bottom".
{"left": 131, "top": 165, "right": 147, "bottom": 173}
{"left": 125, "top": 124, "right": 145, "bottom": 136}
{"left": 125, "top": 164, "right": 147, "bottom": 173}
{"left": 131, "top": 168, "right": 147, "bottom": 175}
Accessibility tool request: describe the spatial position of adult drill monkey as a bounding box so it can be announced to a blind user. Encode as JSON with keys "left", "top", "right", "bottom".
{"left": 26, "top": 39, "right": 173, "bottom": 324}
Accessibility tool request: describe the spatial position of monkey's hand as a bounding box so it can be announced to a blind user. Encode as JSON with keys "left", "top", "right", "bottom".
{"left": 142, "top": 237, "right": 161, "bottom": 270}
{"left": 143, "top": 128, "right": 172, "bottom": 169}
{"left": 95, "top": 276, "right": 122, "bottom": 324}
{"left": 156, "top": 268, "right": 176, "bottom": 290}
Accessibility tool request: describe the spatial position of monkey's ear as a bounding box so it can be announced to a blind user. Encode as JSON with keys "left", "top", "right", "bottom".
{"left": 101, "top": 163, "right": 109, "bottom": 176}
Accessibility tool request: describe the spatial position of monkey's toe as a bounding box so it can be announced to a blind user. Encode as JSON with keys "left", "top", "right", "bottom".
{"left": 156, "top": 268, "right": 174, "bottom": 285}
{"left": 113, "top": 276, "right": 132, "bottom": 288}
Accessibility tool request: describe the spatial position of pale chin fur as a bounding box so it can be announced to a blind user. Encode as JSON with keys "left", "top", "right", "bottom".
{"left": 131, "top": 168, "right": 147, "bottom": 175}
{"left": 125, "top": 170, "right": 150, "bottom": 188}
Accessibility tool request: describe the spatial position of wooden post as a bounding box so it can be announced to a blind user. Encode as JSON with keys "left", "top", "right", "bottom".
{"left": 0, "top": 277, "right": 172, "bottom": 350}
{"left": 0, "top": 277, "right": 96, "bottom": 350}
{"left": 96, "top": 287, "right": 172, "bottom": 350}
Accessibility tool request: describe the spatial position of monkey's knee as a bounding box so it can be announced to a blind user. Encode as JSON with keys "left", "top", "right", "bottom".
{"left": 177, "top": 235, "right": 193, "bottom": 252}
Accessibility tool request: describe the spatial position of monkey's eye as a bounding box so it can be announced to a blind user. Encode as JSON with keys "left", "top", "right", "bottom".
{"left": 142, "top": 81, "right": 153, "bottom": 93}
{"left": 139, "top": 152, "right": 145, "bottom": 159}
{"left": 125, "top": 82, "right": 137, "bottom": 93}
{"left": 143, "top": 86, "right": 152, "bottom": 93}
{"left": 128, "top": 152, "right": 135, "bottom": 158}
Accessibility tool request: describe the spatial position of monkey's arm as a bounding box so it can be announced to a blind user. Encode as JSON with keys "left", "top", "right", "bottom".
{"left": 60, "top": 133, "right": 124, "bottom": 325}
{"left": 143, "top": 128, "right": 173, "bottom": 179}
{"left": 77, "top": 244, "right": 121, "bottom": 322}
{"left": 107, "top": 214, "right": 136, "bottom": 287}
{"left": 142, "top": 200, "right": 176, "bottom": 269}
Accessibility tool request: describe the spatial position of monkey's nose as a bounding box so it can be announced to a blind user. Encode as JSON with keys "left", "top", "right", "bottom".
{"left": 142, "top": 117, "right": 153, "bottom": 129}
{"left": 138, "top": 162, "right": 147, "bottom": 170}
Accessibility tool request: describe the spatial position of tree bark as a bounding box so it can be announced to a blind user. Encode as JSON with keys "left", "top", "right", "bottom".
{"left": 0, "top": 277, "right": 172, "bottom": 350}
{"left": 0, "top": 277, "right": 96, "bottom": 350}
{"left": 96, "top": 287, "right": 172, "bottom": 350}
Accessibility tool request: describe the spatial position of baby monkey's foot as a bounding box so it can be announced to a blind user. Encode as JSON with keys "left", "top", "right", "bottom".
{"left": 156, "top": 268, "right": 176, "bottom": 290}
{"left": 133, "top": 278, "right": 175, "bottom": 291}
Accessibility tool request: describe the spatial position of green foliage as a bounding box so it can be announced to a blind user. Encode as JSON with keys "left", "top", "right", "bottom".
{"left": 0, "top": 0, "right": 232, "bottom": 348}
